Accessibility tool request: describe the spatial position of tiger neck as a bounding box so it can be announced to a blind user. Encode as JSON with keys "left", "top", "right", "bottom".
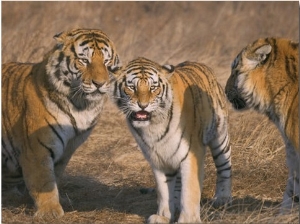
{"left": 266, "top": 82, "right": 299, "bottom": 149}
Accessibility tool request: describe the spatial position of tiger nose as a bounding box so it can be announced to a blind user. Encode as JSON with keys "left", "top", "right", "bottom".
{"left": 138, "top": 102, "right": 149, "bottom": 110}
{"left": 92, "top": 80, "right": 106, "bottom": 88}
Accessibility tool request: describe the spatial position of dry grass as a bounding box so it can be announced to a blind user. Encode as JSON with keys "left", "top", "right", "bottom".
{"left": 2, "top": 2, "right": 299, "bottom": 223}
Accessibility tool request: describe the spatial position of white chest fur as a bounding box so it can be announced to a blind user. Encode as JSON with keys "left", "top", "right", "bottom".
{"left": 129, "top": 107, "right": 189, "bottom": 173}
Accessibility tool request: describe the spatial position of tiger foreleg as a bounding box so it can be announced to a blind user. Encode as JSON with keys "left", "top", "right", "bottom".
{"left": 177, "top": 149, "right": 204, "bottom": 223}
{"left": 20, "top": 151, "right": 63, "bottom": 219}
{"left": 280, "top": 143, "right": 299, "bottom": 214}
{"left": 147, "top": 168, "right": 176, "bottom": 224}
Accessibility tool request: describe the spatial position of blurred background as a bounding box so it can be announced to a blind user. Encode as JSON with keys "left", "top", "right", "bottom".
{"left": 2, "top": 2, "right": 299, "bottom": 223}
{"left": 2, "top": 2, "right": 298, "bottom": 85}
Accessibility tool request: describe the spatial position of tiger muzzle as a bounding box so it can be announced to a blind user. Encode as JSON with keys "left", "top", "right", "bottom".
{"left": 131, "top": 111, "right": 151, "bottom": 121}
{"left": 225, "top": 88, "right": 247, "bottom": 110}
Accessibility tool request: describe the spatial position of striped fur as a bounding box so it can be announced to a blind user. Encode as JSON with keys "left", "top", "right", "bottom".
{"left": 113, "top": 57, "right": 232, "bottom": 223}
{"left": 2, "top": 28, "right": 119, "bottom": 219}
{"left": 225, "top": 37, "right": 299, "bottom": 213}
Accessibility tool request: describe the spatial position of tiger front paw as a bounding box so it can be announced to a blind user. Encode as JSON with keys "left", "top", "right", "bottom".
{"left": 147, "top": 214, "right": 170, "bottom": 223}
{"left": 34, "top": 202, "right": 64, "bottom": 220}
{"left": 211, "top": 195, "right": 232, "bottom": 208}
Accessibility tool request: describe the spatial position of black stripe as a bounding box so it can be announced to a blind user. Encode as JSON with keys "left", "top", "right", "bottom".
{"left": 2, "top": 113, "right": 18, "bottom": 162}
{"left": 165, "top": 171, "right": 178, "bottom": 177}
{"left": 79, "top": 39, "right": 93, "bottom": 47}
{"left": 57, "top": 52, "right": 65, "bottom": 68}
{"left": 157, "top": 103, "right": 173, "bottom": 141}
{"left": 290, "top": 41, "right": 298, "bottom": 50}
{"left": 285, "top": 56, "right": 297, "bottom": 82}
{"left": 45, "top": 119, "right": 65, "bottom": 148}
{"left": 165, "top": 171, "right": 178, "bottom": 183}
{"left": 2, "top": 140, "right": 16, "bottom": 164}
{"left": 130, "top": 124, "right": 150, "bottom": 149}
{"left": 70, "top": 45, "right": 77, "bottom": 57}
{"left": 180, "top": 134, "right": 192, "bottom": 163}
{"left": 170, "top": 126, "right": 186, "bottom": 159}
{"left": 48, "top": 91, "right": 79, "bottom": 135}
{"left": 271, "top": 82, "right": 289, "bottom": 105}
{"left": 267, "top": 38, "right": 277, "bottom": 67}
{"left": 215, "top": 159, "right": 230, "bottom": 169}
{"left": 177, "top": 70, "right": 197, "bottom": 120}
{"left": 180, "top": 150, "right": 189, "bottom": 163}
{"left": 116, "top": 82, "right": 124, "bottom": 108}
{"left": 38, "top": 138, "right": 55, "bottom": 160}
{"left": 217, "top": 166, "right": 231, "bottom": 175}
{"left": 213, "top": 146, "right": 228, "bottom": 160}
{"left": 211, "top": 134, "right": 228, "bottom": 151}
{"left": 66, "top": 56, "right": 74, "bottom": 73}
{"left": 284, "top": 90, "right": 298, "bottom": 132}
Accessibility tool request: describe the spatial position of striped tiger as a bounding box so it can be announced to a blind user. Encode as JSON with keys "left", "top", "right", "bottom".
{"left": 2, "top": 28, "right": 120, "bottom": 219}
{"left": 225, "top": 37, "right": 299, "bottom": 213}
{"left": 112, "top": 57, "right": 232, "bottom": 223}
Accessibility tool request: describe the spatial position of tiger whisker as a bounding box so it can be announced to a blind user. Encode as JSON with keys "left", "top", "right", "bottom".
{"left": 70, "top": 86, "right": 84, "bottom": 100}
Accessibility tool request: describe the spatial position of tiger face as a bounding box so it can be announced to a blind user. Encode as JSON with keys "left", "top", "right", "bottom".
{"left": 114, "top": 57, "right": 173, "bottom": 128}
{"left": 47, "top": 28, "right": 120, "bottom": 105}
{"left": 225, "top": 37, "right": 298, "bottom": 114}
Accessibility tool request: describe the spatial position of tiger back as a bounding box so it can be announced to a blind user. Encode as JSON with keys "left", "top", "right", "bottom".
{"left": 113, "top": 57, "right": 232, "bottom": 223}
{"left": 225, "top": 37, "right": 299, "bottom": 212}
{"left": 2, "top": 28, "right": 120, "bottom": 219}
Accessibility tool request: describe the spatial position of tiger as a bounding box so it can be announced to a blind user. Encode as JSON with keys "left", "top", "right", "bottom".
{"left": 2, "top": 28, "right": 120, "bottom": 219}
{"left": 225, "top": 37, "right": 299, "bottom": 213}
{"left": 112, "top": 57, "right": 232, "bottom": 223}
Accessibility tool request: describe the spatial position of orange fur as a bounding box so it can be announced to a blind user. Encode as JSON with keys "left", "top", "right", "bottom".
{"left": 113, "top": 57, "right": 232, "bottom": 222}
{"left": 225, "top": 37, "right": 299, "bottom": 212}
{"left": 2, "top": 28, "right": 119, "bottom": 219}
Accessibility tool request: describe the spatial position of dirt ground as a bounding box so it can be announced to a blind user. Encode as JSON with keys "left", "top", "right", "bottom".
{"left": 1, "top": 1, "right": 299, "bottom": 223}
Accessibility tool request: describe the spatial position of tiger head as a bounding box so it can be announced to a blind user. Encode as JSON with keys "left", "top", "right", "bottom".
{"left": 46, "top": 28, "right": 120, "bottom": 106}
{"left": 225, "top": 37, "right": 298, "bottom": 113}
{"left": 113, "top": 57, "right": 174, "bottom": 128}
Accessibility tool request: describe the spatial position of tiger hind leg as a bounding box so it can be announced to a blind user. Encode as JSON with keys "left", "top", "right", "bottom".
{"left": 208, "top": 132, "right": 232, "bottom": 207}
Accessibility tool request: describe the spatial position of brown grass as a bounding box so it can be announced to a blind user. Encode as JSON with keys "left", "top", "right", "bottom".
{"left": 2, "top": 2, "right": 299, "bottom": 223}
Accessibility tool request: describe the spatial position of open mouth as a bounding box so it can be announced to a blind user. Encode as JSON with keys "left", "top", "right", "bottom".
{"left": 131, "top": 111, "right": 151, "bottom": 121}
{"left": 230, "top": 97, "right": 247, "bottom": 110}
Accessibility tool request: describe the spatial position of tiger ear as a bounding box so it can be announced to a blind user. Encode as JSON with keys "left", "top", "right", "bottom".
{"left": 247, "top": 44, "right": 272, "bottom": 63}
{"left": 253, "top": 44, "right": 272, "bottom": 62}
{"left": 108, "top": 54, "right": 122, "bottom": 73}
{"left": 244, "top": 44, "right": 272, "bottom": 69}
{"left": 162, "top": 64, "right": 175, "bottom": 79}
{"left": 53, "top": 31, "right": 66, "bottom": 43}
{"left": 111, "top": 66, "right": 124, "bottom": 79}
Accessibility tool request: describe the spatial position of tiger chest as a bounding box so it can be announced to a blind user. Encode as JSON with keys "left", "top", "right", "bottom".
{"left": 134, "top": 127, "right": 190, "bottom": 173}
{"left": 44, "top": 97, "right": 102, "bottom": 134}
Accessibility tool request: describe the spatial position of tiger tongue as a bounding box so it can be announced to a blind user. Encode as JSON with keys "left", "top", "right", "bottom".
{"left": 133, "top": 111, "right": 150, "bottom": 121}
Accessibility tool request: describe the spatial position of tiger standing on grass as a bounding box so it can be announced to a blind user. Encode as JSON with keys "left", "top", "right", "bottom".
{"left": 225, "top": 37, "right": 299, "bottom": 213}
{"left": 112, "top": 57, "right": 232, "bottom": 223}
{"left": 2, "top": 28, "right": 120, "bottom": 219}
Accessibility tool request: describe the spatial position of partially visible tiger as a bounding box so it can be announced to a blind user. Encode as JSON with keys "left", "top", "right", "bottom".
{"left": 225, "top": 37, "right": 299, "bottom": 213}
{"left": 112, "top": 57, "right": 232, "bottom": 223}
{"left": 2, "top": 28, "right": 120, "bottom": 219}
